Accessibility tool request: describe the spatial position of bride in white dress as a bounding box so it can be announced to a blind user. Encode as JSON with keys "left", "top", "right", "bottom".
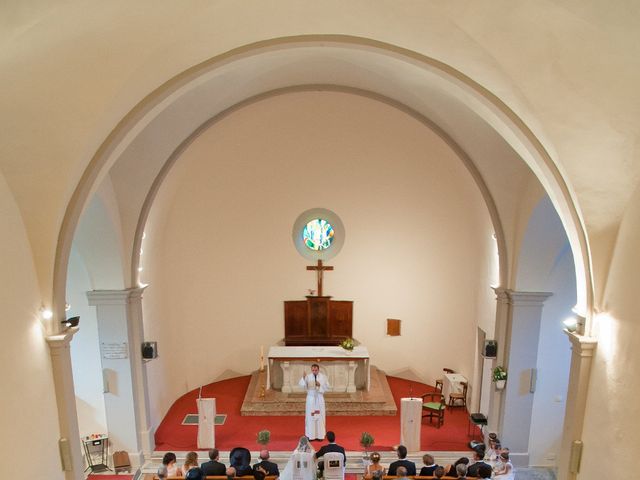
{"left": 279, "top": 436, "right": 317, "bottom": 480}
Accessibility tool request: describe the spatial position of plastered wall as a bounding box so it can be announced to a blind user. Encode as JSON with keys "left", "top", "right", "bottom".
{"left": 580, "top": 184, "right": 640, "bottom": 477}
{"left": 0, "top": 172, "right": 64, "bottom": 479}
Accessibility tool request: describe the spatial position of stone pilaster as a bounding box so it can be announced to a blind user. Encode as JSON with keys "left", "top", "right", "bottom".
{"left": 500, "top": 291, "right": 552, "bottom": 467}
{"left": 557, "top": 332, "right": 597, "bottom": 480}
{"left": 87, "top": 287, "right": 152, "bottom": 467}
{"left": 46, "top": 328, "right": 84, "bottom": 480}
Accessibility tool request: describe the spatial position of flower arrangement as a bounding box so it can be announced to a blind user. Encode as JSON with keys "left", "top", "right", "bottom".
{"left": 492, "top": 366, "right": 508, "bottom": 381}
{"left": 360, "top": 431, "right": 375, "bottom": 450}
{"left": 257, "top": 429, "right": 271, "bottom": 445}
{"left": 339, "top": 337, "right": 355, "bottom": 351}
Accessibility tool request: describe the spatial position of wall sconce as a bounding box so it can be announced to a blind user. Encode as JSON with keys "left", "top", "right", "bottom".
{"left": 41, "top": 308, "right": 53, "bottom": 320}
{"left": 563, "top": 317, "right": 577, "bottom": 332}
{"left": 61, "top": 316, "right": 80, "bottom": 328}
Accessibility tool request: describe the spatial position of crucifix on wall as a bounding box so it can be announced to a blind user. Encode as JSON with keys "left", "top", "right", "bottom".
{"left": 306, "top": 259, "right": 333, "bottom": 297}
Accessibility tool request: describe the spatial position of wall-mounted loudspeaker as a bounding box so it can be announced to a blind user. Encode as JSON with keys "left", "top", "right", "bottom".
{"left": 141, "top": 341, "right": 158, "bottom": 359}
{"left": 483, "top": 340, "right": 497, "bottom": 358}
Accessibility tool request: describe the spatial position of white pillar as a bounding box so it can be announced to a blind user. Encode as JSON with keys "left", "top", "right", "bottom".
{"left": 47, "top": 328, "right": 85, "bottom": 480}
{"left": 87, "top": 288, "right": 153, "bottom": 468}
{"left": 557, "top": 332, "right": 597, "bottom": 480}
{"left": 487, "top": 287, "right": 510, "bottom": 435}
{"left": 500, "top": 291, "right": 552, "bottom": 467}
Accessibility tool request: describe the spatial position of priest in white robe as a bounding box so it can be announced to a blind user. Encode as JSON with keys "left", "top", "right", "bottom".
{"left": 299, "top": 363, "right": 330, "bottom": 440}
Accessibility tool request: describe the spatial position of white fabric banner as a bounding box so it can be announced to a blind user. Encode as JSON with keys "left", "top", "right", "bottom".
{"left": 197, "top": 398, "right": 216, "bottom": 449}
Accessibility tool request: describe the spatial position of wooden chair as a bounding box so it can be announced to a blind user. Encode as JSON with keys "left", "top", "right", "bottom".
{"left": 434, "top": 368, "right": 455, "bottom": 392}
{"left": 448, "top": 381, "right": 468, "bottom": 409}
{"left": 421, "top": 392, "right": 446, "bottom": 428}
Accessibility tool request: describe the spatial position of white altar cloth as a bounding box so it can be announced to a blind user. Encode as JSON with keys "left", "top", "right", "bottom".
{"left": 443, "top": 373, "right": 467, "bottom": 402}
{"left": 267, "top": 346, "right": 370, "bottom": 393}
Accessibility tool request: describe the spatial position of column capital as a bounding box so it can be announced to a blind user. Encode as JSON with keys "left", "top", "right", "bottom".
{"left": 506, "top": 290, "right": 553, "bottom": 306}
{"left": 46, "top": 327, "right": 80, "bottom": 352}
{"left": 492, "top": 287, "right": 510, "bottom": 304}
{"left": 564, "top": 331, "right": 598, "bottom": 357}
{"left": 87, "top": 287, "right": 147, "bottom": 306}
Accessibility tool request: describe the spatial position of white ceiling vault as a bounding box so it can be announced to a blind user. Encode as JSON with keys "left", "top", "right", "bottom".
{"left": 2, "top": 2, "right": 638, "bottom": 326}
{"left": 59, "top": 39, "right": 588, "bottom": 322}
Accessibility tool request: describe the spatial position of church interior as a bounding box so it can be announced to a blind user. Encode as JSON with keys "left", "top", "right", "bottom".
{"left": 1, "top": 2, "right": 639, "bottom": 479}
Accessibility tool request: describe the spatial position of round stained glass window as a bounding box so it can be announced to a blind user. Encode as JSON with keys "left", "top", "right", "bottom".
{"left": 303, "top": 219, "right": 335, "bottom": 251}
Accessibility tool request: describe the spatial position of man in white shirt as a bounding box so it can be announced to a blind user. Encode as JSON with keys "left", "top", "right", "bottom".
{"left": 299, "top": 363, "right": 330, "bottom": 440}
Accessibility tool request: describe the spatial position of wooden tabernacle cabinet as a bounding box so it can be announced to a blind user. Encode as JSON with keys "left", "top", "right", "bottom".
{"left": 284, "top": 296, "right": 353, "bottom": 346}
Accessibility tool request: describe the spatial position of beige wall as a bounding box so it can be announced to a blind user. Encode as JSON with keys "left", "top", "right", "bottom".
{"left": 141, "top": 91, "right": 496, "bottom": 422}
{"left": 0, "top": 172, "right": 64, "bottom": 479}
{"left": 581, "top": 183, "right": 640, "bottom": 476}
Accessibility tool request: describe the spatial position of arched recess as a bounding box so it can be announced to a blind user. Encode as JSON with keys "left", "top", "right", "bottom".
{"left": 51, "top": 36, "right": 594, "bottom": 478}
{"left": 512, "top": 195, "right": 576, "bottom": 466}
{"left": 52, "top": 36, "right": 593, "bottom": 338}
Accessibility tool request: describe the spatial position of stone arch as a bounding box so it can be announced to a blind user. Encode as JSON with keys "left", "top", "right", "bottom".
{"left": 53, "top": 36, "right": 593, "bottom": 335}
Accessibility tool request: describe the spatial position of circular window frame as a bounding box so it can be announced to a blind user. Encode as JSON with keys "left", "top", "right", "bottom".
{"left": 292, "top": 208, "right": 345, "bottom": 261}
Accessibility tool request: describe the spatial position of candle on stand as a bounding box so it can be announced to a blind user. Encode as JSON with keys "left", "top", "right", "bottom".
{"left": 260, "top": 345, "right": 264, "bottom": 371}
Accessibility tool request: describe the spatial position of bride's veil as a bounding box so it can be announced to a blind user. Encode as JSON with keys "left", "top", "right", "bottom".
{"left": 280, "top": 436, "right": 316, "bottom": 480}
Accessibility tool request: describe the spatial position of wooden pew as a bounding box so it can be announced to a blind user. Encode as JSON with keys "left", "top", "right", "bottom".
{"left": 383, "top": 477, "right": 461, "bottom": 480}
{"left": 146, "top": 476, "right": 279, "bottom": 480}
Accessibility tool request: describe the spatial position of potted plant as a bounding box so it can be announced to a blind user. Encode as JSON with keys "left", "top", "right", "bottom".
{"left": 492, "top": 366, "right": 508, "bottom": 390}
{"left": 339, "top": 337, "right": 355, "bottom": 352}
{"left": 360, "top": 431, "right": 375, "bottom": 461}
{"left": 257, "top": 429, "right": 271, "bottom": 445}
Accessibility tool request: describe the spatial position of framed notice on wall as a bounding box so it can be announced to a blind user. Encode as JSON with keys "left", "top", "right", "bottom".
{"left": 101, "top": 342, "right": 128, "bottom": 359}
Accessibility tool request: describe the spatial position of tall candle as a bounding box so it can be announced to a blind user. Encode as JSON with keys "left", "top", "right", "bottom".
{"left": 260, "top": 345, "right": 264, "bottom": 370}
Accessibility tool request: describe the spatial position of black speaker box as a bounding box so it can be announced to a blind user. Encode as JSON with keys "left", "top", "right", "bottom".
{"left": 484, "top": 340, "right": 497, "bottom": 358}
{"left": 141, "top": 341, "right": 158, "bottom": 359}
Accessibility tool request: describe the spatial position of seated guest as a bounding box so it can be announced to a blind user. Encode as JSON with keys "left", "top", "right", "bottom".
{"left": 364, "top": 452, "right": 385, "bottom": 480}
{"left": 158, "top": 452, "right": 179, "bottom": 478}
{"left": 433, "top": 466, "right": 446, "bottom": 479}
{"left": 467, "top": 450, "right": 490, "bottom": 477}
{"left": 486, "top": 434, "right": 500, "bottom": 462}
{"left": 182, "top": 451, "right": 199, "bottom": 476}
{"left": 185, "top": 467, "right": 205, "bottom": 480}
{"left": 455, "top": 464, "right": 468, "bottom": 480}
{"left": 396, "top": 466, "right": 409, "bottom": 480}
{"left": 419, "top": 453, "right": 439, "bottom": 476}
{"left": 477, "top": 464, "right": 493, "bottom": 480}
{"left": 230, "top": 447, "right": 253, "bottom": 476}
{"left": 253, "top": 449, "right": 280, "bottom": 476}
{"left": 227, "top": 466, "right": 237, "bottom": 480}
{"left": 493, "top": 452, "right": 514, "bottom": 480}
{"left": 315, "top": 430, "right": 347, "bottom": 471}
{"left": 445, "top": 457, "right": 469, "bottom": 477}
{"left": 388, "top": 445, "right": 416, "bottom": 476}
{"left": 202, "top": 448, "right": 226, "bottom": 476}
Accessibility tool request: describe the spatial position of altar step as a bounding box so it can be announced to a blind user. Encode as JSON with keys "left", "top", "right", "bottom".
{"left": 240, "top": 367, "right": 397, "bottom": 416}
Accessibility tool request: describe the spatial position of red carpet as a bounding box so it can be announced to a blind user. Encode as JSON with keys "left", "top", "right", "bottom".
{"left": 155, "top": 375, "right": 479, "bottom": 452}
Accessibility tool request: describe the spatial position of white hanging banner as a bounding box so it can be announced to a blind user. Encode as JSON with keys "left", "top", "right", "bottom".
{"left": 197, "top": 397, "right": 216, "bottom": 449}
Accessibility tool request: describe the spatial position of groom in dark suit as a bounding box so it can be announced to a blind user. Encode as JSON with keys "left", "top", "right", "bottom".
{"left": 388, "top": 445, "right": 416, "bottom": 476}
{"left": 315, "top": 431, "right": 346, "bottom": 472}
{"left": 201, "top": 448, "right": 226, "bottom": 476}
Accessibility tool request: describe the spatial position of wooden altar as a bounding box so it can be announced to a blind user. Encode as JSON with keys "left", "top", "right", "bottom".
{"left": 284, "top": 296, "right": 353, "bottom": 346}
{"left": 266, "top": 345, "right": 370, "bottom": 392}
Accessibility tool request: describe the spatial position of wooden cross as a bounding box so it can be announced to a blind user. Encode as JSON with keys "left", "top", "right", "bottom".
{"left": 306, "top": 259, "right": 334, "bottom": 297}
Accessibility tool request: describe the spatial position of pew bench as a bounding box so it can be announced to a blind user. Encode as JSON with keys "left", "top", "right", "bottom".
{"left": 146, "top": 476, "right": 279, "bottom": 480}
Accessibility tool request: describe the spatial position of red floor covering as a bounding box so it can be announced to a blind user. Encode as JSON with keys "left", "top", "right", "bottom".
{"left": 154, "top": 375, "right": 479, "bottom": 452}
